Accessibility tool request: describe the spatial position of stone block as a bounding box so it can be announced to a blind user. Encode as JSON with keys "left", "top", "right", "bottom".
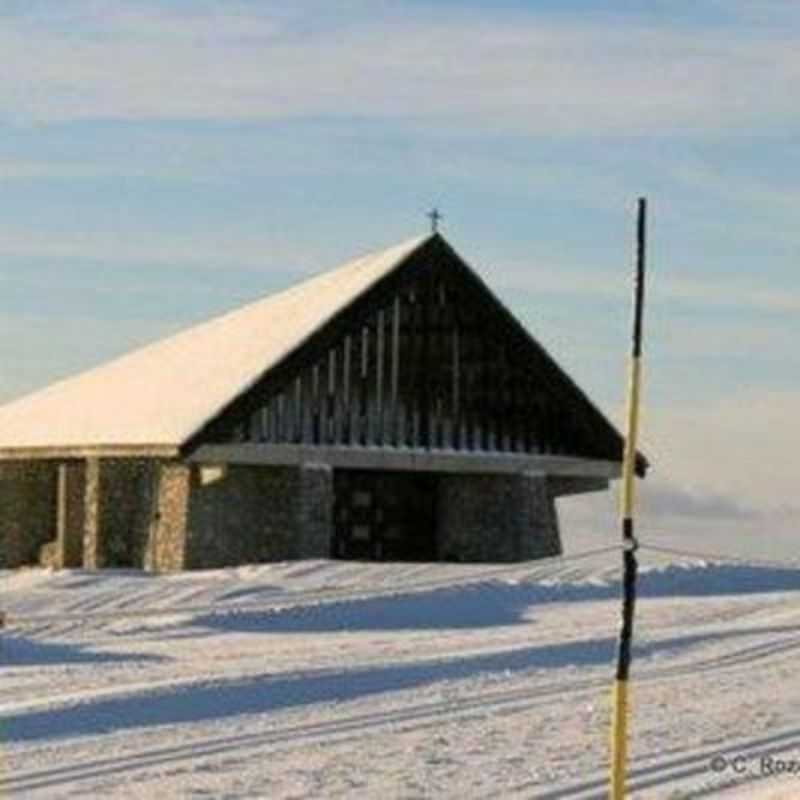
{"left": 437, "top": 471, "right": 562, "bottom": 562}
{"left": 296, "top": 462, "right": 333, "bottom": 558}
{"left": 145, "top": 461, "right": 191, "bottom": 572}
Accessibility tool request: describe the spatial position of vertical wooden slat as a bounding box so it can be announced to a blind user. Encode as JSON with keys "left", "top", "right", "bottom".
{"left": 391, "top": 295, "right": 400, "bottom": 446}
{"left": 405, "top": 291, "right": 415, "bottom": 447}
{"left": 351, "top": 335, "right": 360, "bottom": 445}
{"left": 294, "top": 377, "right": 302, "bottom": 443}
{"left": 481, "top": 328, "right": 490, "bottom": 451}
{"left": 249, "top": 409, "right": 260, "bottom": 442}
{"left": 463, "top": 329, "right": 472, "bottom": 450}
{"left": 278, "top": 393, "right": 286, "bottom": 442}
{"left": 312, "top": 363, "right": 320, "bottom": 444}
{"left": 509, "top": 369, "right": 519, "bottom": 452}
{"left": 284, "top": 387, "right": 293, "bottom": 443}
{"left": 376, "top": 309, "right": 384, "bottom": 445}
{"left": 411, "top": 291, "right": 421, "bottom": 448}
{"left": 361, "top": 325, "right": 369, "bottom": 445}
{"left": 496, "top": 344, "right": 505, "bottom": 452}
{"left": 452, "top": 325, "right": 460, "bottom": 450}
{"left": 343, "top": 335, "right": 351, "bottom": 444}
{"left": 420, "top": 272, "right": 432, "bottom": 448}
{"left": 262, "top": 398, "right": 273, "bottom": 442}
{"left": 261, "top": 404, "right": 268, "bottom": 441}
{"left": 523, "top": 387, "right": 533, "bottom": 453}
{"left": 328, "top": 348, "right": 336, "bottom": 444}
{"left": 304, "top": 368, "right": 313, "bottom": 444}
{"left": 432, "top": 301, "right": 441, "bottom": 449}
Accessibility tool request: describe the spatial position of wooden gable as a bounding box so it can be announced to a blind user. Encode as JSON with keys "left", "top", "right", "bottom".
{"left": 185, "top": 235, "right": 641, "bottom": 471}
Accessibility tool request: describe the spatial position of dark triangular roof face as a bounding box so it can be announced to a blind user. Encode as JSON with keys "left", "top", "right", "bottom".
{"left": 189, "top": 235, "right": 633, "bottom": 468}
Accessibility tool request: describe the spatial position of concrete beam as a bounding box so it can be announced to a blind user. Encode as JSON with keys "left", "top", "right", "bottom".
{"left": 189, "top": 443, "right": 623, "bottom": 480}
{"left": 0, "top": 444, "right": 179, "bottom": 462}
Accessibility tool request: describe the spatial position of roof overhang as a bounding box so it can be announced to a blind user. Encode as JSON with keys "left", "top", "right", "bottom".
{"left": 0, "top": 444, "right": 180, "bottom": 461}
{"left": 188, "top": 443, "right": 624, "bottom": 479}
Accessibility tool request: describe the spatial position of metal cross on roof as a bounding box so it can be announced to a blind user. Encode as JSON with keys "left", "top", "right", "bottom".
{"left": 427, "top": 208, "right": 443, "bottom": 233}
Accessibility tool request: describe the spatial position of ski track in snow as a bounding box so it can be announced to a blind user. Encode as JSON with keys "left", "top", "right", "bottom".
{"left": 2, "top": 540, "right": 800, "bottom": 798}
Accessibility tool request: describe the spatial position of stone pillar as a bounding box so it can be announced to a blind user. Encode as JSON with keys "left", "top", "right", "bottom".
{"left": 144, "top": 462, "right": 191, "bottom": 572}
{"left": 437, "top": 471, "right": 563, "bottom": 562}
{"left": 82, "top": 457, "right": 103, "bottom": 568}
{"left": 516, "top": 471, "right": 562, "bottom": 559}
{"left": 54, "top": 461, "right": 87, "bottom": 568}
{"left": 296, "top": 462, "right": 333, "bottom": 558}
{"left": 437, "top": 474, "right": 517, "bottom": 561}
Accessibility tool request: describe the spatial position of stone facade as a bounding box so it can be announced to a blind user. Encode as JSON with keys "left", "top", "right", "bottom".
{"left": 99, "top": 459, "right": 157, "bottom": 567}
{"left": 519, "top": 472, "right": 562, "bottom": 559}
{"left": 184, "top": 464, "right": 299, "bottom": 568}
{"left": 82, "top": 458, "right": 157, "bottom": 568}
{"left": 82, "top": 457, "right": 102, "bottom": 568}
{"left": 145, "top": 461, "right": 190, "bottom": 571}
{"left": 0, "top": 461, "right": 58, "bottom": 568}
{"left": 296, "top": 463, "right": 334, "bottom": 558}
{"left": 142, "top": 461, "right": 334, "bottom": 571}
{"left": 2, "top": 456, "right": 568, "bottom": 570}
{"left": 58, "top": 461, "right": 87, "bottom": 567}
{"left": 437, "top": 471, "right": 561, "bottom": 562}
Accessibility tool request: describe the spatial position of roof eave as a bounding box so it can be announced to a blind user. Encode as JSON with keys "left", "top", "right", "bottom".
{"left": 0, "top": 444, "right": 181, "bottom": 461}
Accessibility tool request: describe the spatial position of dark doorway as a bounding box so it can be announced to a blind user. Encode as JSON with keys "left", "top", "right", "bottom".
{"left": 333, "top": 470, "right": 438, "bottom": 561}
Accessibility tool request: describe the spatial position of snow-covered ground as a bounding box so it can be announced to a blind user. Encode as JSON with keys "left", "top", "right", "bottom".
{"left": 2, "top": 529, "right": 800, "bottom": 799}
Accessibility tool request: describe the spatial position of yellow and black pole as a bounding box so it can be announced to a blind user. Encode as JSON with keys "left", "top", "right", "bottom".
{"left": 609, "top": 197, "right": 648, "bottom": 799}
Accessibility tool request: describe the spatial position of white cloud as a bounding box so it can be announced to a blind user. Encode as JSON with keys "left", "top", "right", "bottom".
{"left": 0, "top": 158, "right": 209, "bottom": 182}
{"left": 502, "top": 262, "right": 800, "bottom": 314}
{"left": 642, "top": 390, "right": 800, "bottom": 512}
{"left": 557, "top": 387, "right": 800, "bottom": 552}
{"left": 558, "top": 386, "right": 800, "bottom": 554}
{"left": 638, "top": 480, "right": 760, "bottom": 521}
{"left": 0, "top": 227, "right": 323, "bottom": 272}
{"left": 2, "top": 4, "right": 799, "bottom": 133}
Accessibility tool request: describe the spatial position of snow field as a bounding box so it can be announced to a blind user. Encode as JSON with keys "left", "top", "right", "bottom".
{"left": 2, "top": 540, "right": 800, "bottom": 798}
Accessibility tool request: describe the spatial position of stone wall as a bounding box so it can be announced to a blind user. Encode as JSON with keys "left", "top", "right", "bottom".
{"left": 43, "top": 459, "right": 336, "bottom": 572}
{"left": 519, "top": 472, "right": 562, "bottom": 559}
{"left": 437, "top": 471, "right": 561, "bottom": 562}
{"left": 1, "top": 456, "right": 566, "bottom": 570}
{"left": 174, "top": 462, "right": 333, "bottom": 570}
{"left": 0, "top": 461, "right": 58, "bottom": 568}
{"left": 83, "top": 458, "right": 157, "bottom": 568}
{"left": 100, "top": 459, "right": 157, "bottom": 567}
{"left": 183, "top": 465, "right": 299, "bottom": 568}
{"left": 59, "top": 461, "right": 87, "bottom": 567}
{"left": 296, "top": 463, "right": 334, "bottom": 558}
{"left": 40, "top": 460, "right": 88, "bottom": 569}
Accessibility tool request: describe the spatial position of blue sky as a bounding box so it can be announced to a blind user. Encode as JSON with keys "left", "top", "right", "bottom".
{"left": 1, "top": 0, "right": 798, "bottom": 547}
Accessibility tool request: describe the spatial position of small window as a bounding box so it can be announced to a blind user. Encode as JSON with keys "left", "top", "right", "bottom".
{"left": 351, "top": 525, "right": 371, "bottom": 541}
{"left": 353, "top": 490, "right": 372, "bottom": 508}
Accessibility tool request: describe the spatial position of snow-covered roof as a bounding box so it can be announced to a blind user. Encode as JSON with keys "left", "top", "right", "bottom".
{"left": 0, "top": 235, "right": 430, "bottom": 454}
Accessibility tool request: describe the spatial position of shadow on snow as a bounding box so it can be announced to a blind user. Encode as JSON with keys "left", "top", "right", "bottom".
{"left": 184, "top": 563, "right": 800, "bottom": 635}
{"left": 5, "top": 623, "right": 800, "bottom": 744}
{"left": 1, "top": 634, "right": 166, "bottom": 667}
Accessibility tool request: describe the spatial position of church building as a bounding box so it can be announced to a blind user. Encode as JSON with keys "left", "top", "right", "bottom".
{"left": 0, "top": 233, "right": 646, "bottom": 570}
